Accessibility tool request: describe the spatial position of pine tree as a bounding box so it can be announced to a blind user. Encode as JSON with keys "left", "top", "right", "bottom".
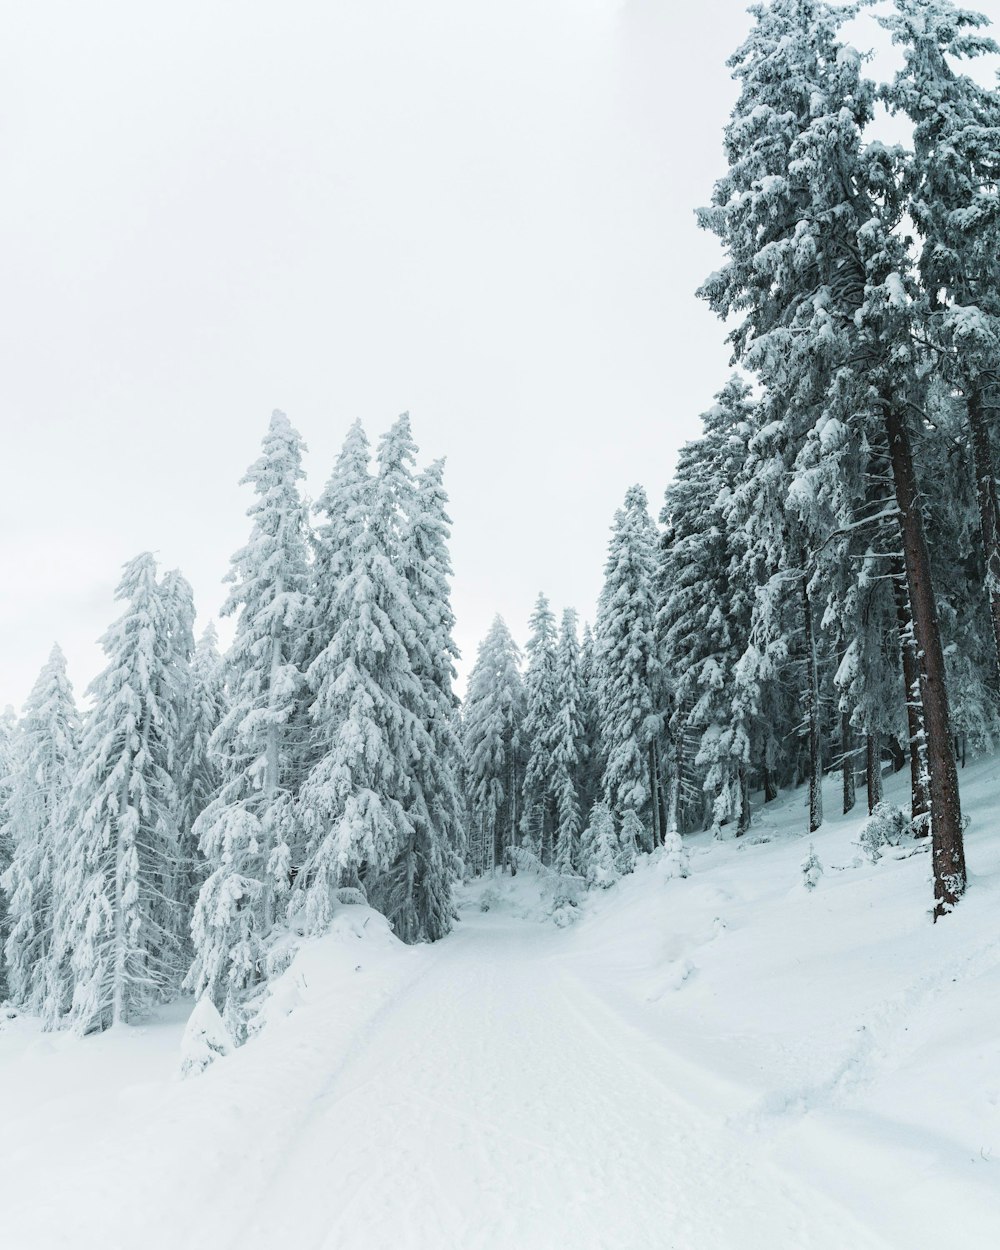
{"left": 189, "top": 412, "right": 312, "bottom": 1029}
{"left": 520, "top": 594, "right": 559, "bottom": 861}
{"left": 596, "top": 485, "right": 661, "bottom": 848}
{"left": 1, "top": 646, "right": 80, "bottom": 1016}
{"left": 63, "top": 554, "right": 186, "bottom": 1032}
{"left": 462, "top": 617, "right": 525, "bottom": 874}
{"left": 0, "top": 707, "right": 16, "bottom": 1001}
{"left": 551, "top": 609, "right": 584, "bottom": 875}
{"left": 176, "top": 624, "right": 226, "bottom": 941}
{"left": 698, "top": 0, "right": 967, "bottom": 914}
{"left": 581, "top": 801, "right": 620, "bottom": 889}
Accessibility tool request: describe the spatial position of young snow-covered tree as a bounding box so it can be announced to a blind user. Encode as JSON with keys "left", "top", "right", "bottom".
{"left": 596, "top": 485, "right": 662, "bottom": 850}
{"left": 462, "top": 616, "right": 525, "bottom": 874}
{"left": 580, "top": 801, "right": 621, "bottom": 889}
{"left": 63, "top": 554, "right": 187, "bottom": 1032}
{"left": 1, "top": 646, "right": 80, "bottom": 1017}
{"left": 551, "top": 609, "right": 585, "bottom": 874}
{"left": 189, "top": 412, "right": 312, "bottom": 1031}
{"left": 519, "top": 593, "right": 560, "bottom": 862}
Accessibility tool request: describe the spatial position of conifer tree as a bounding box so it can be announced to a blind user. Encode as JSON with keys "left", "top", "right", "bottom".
{"left": 551, "top": 609, "right": 584, "bottom": 874}
{"left": 520, "top": 594, "right": 559, "bottom": 861}
{"left": 63, "top": 554, "right": 186, "bottom": 1032}
{"left": 189, "top": 412, "right": 312, "bottom": 1029}
{"left": 1, "top": 646, "right": 80, "bottom": 1016}
{"left": 596, "top": 485, "right": 661, "bottom": 848}
{"left": 463, "top": 617, "right": 525, "bottom": 874}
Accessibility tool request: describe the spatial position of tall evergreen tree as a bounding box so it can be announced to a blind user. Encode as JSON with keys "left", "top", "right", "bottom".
{"left": 189, "top": 412, "right": 312, "bottom": 1030}
{"left": 1, "top": 646, "right": 80, "bottom": 1016}
{"left": 520, "top": 593, "right": 559, "bottom": 862}
{"left": 63, "top": 554, "right": 186, "bottom": 1032}
{"left": 596, "top": 485, "right": 661, "bottom": 848}
{"left": 551, "top": 609, "right": 585, "bottom": 874}
{"left": 462, "top": 617, "right": 525, "bottom": 874}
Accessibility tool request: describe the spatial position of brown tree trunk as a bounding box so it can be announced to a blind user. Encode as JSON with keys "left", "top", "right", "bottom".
{"left": 884, "top": 396, "right": 966, "bottom": 916}
{"left": 802, "top": 576, "right": 823, "bottom": 834}
{"left": 968, "top": 384, "right": 1000, "bottom": 684}
{"left": 842, "top": 709, "right": 856, "bottom": 814}
{"left": 891, "top": 561, "right": 931, "bottom": 833}
{"left": 867, "top": 732, "right": 882, "bottom": 813}
{"left": 737, "top": 762, "right": 751, "bottom": 836}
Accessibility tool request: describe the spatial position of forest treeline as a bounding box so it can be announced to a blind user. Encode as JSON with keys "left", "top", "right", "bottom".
{"left": 2, "top": 0, "right": 1000, "bottom": 1039}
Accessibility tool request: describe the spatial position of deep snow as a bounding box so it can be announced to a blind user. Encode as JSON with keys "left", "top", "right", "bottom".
{"left": 3, "top": 759, "right": 1000, "bottom": 1249}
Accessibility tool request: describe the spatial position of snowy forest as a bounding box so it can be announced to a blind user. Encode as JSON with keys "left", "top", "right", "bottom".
{"left": 3, "top": 0, "right": 1000, "bottom": 1048}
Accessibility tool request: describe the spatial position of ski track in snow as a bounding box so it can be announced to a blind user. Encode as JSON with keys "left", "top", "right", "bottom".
{"left": 207, "top": 914, "right": 882, "bottom": 1250}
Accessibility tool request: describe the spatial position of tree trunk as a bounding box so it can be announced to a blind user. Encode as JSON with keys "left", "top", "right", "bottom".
{"left": 763, "top": 762, "right": 778, "bottom": 804}
{"left": 884, "top": 397, "right": 966, "bottom": 915}
{"left": 647, "top": 740, "right": 660, "bottom": 850}
{"left": 802, "top": 576, "right": 823, "bottom": 834}
{"left": 967, "top": 383, "right": 1000, "bottom": 685}
{"left": 841, "top": 709, "right": 856, "bottom": 815}
{"left": 737, "top": 762, "right": 751, "bottom": 836}
{"left": 866, "top": 732, "right": 882, "bottom": 813}
{"left": 891, "top": 561, "right": 931, "bottom": 833}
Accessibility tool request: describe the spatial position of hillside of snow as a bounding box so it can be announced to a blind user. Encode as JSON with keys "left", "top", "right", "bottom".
{"left": 3, "top": 759, "right": 1000, "bottom": 1249}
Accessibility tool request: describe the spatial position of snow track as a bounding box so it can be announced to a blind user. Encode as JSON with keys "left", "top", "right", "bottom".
{"left": 220, "top": 912, "right": 884, "bottom": 1250}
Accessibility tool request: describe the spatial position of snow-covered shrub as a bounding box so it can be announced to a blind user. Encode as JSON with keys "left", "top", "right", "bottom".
{"left": 618, "top": 810, "right": 643, "bottom": 875}
{"left": 479, "top": 886, "right": 501, "bottom": 913}
{"left": 662, "top": 829, "right": 690, "bottom": 880}
{"left": 801, "top": 843, "right": 823, "bottom": 891}
{"left": 179, "top": 995, "right": 234, "bottom": 1078}
{"left": 858, "top": 802, "right": 910, "bottom": 863}
{"left": 583, "top": 802, "right": 621, "bottom": 889}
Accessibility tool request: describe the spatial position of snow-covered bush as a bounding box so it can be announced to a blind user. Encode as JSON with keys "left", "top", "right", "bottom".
{"left": 801, "top": 843, "right": 823, "bottom": 891}
{"left": 662, "top": 829, "right": 690, "bottom": 880}
{"left": 618, "top": 810, "right": 643, "bottom": 875}
{"left": 583, "top": 803, "right": 621, "bottom": 889}
{"left": 179, "top": 995, "right": 234, "bottom": 1078}
{"left": 858, "top": 802, "right": 910, "bottom": 863}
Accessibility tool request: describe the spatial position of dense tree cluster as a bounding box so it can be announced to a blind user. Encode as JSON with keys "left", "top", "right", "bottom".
{"left": 3, "top": 0, "right": 999, "bottom": 1040}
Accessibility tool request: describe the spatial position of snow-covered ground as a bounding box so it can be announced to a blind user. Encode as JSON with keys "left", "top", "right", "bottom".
{"left": 3, "top": 760, "right": 1000, "bottom": 1249}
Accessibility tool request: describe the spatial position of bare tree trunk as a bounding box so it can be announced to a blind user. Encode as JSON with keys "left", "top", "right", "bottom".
{"left": 802, "top": 576, "right": 823, "bottom": 834}
{"left": 841, "top": 709, "right": 856, "bottom": 815}
{"left": 968, "top": 383, "right": 1000, "bottom": 684}
{"left": 647, "top": 740, "right": 660, "bottom": 850}
{"left": 891, "top": 561, "right": 931, "bottom": 833}
{"left": 867, "top": 732, "right": 882, "bottom": 813}
{"left": 884, "top": 397, "right": 966, "bottom": 916}
{"left": 763, "top": 762, "right": 778, "bottom": 804}
{"left": 737, "top": 762, "right": 751, "bottom": 836}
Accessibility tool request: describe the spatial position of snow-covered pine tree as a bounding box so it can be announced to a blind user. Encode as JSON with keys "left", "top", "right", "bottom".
{"left": 577, "top": 623, "right": 604, "bottom": 818}
{"left": 369, "top": 417, "right": 461, "bottom": 942}
{"left": 297, "top": 416, "right": 445, "bottom": 941}
{"left": 176, "top": 624, "right": 226, "bottom": 943}
{"left": 1, "top": 646, "right": 80, "bottom": 1017}
{"left": 519, "top": 593, "right": 559, "bottom": 862}
{"left": 881, "top": 0, "right": 1000, "bottom": 681}
{"left": 698, "top": 0, "right": 967, "bottom": 913}
{"left": 63, "top": 554, "right": 187, "bottom": 1032}
{"left": 580, "top": 801, "right": 620, "bottom": 889}
{"left": 596, "top": 485, "right": 662, "bottom": 851}
{"left": 659, "top": 378, "right": 756, "bottom": 837}
{"left": 551, "top": 609, "right": 584, "bottom": 875}
{"left": 189, "top": 412, "right": 312, "bottom": 1031}
{"left": 462, "top": 616, "right": 525, "bottom": 874}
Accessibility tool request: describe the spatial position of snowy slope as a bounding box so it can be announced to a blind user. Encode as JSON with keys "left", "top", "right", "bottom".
{"left": 3, "top": 761, "right": 1000, "bottom": 1248}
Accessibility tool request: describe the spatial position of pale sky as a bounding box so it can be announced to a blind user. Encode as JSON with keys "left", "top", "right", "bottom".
{"left": 0, "top": 0, "right": 930, "bottom": 709}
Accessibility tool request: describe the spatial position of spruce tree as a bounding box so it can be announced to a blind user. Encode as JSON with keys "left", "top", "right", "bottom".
{"left": 1, "top": 646, "right": 80, "bottom": 1016}
{"left": 551, "top": 609, "right": 584, "bottom": 874}
{"left": 189, "top": 412, "right": 312, "bottom": 1030}
{"left": 462, "top": 617, "right": 525, "bottom": 874}
{"left": 63, "top": 554, "right": 186, "bottom": 1032}
{"left": 596, "top": 485, "right": 661, "bottom": 848}
{"left": 520, "top": 593, "right": 559, "bottom": 861}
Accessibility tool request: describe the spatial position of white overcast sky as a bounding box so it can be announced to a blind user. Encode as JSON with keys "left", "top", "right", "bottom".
{"left": 0, "top": 0, "right": 960, "bottom": 709}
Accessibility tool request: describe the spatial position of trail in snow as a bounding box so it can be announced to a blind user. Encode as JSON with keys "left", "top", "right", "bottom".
{"left": 207, "top": 912, "right": 884, "bottom": 1250}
